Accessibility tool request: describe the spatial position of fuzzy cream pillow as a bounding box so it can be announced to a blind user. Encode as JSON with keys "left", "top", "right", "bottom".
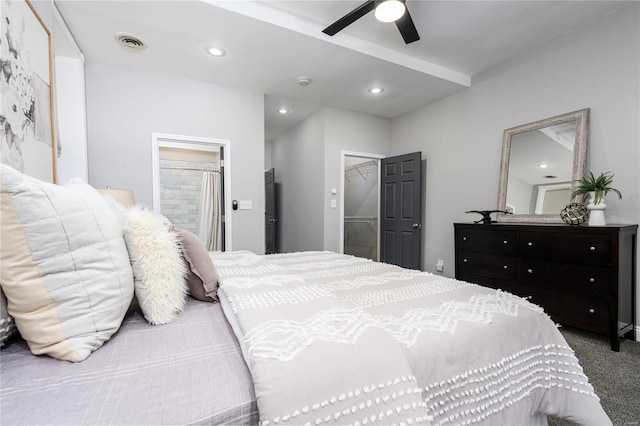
{"left": 124, "top": 207, "right": 187, "bottom": 325}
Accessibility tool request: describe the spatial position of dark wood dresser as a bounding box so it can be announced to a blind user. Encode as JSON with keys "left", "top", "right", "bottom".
{"left": 454, "top": 223, "right": 637, "bottom": 351}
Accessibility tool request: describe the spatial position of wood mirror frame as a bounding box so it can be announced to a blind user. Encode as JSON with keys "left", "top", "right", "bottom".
{"left": 497, "top": 108, "right": 589, "bottom": 223}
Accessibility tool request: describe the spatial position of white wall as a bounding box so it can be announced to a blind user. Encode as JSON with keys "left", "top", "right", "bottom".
{"left": 270, "top": 110, "right": 325, "bottom": 253}
{"left": 265, "top": 139, "right": 273, "bottom": 170}
{"left": 323, "top": 107, "right": 391, "bottom": 251}
{"left": 391, "top": 7, "right": 640, "bottom": 323}
{"left": 84, "top": 63, "right": 265, "bottom": 253}
{"left": 54, "top": 56, "right": 87, "bottom": 183}
{"left": 51, "top": 2, "right": 88, "bottom": 184}
{"left": 270, "top": 106, "right": 392, "bottom": 253}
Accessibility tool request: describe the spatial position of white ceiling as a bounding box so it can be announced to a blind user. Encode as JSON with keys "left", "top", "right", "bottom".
{"left": 54, "top": 0, "right": 632, "bottom": 142}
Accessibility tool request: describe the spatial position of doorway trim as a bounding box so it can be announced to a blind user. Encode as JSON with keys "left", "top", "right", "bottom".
{"left": 340, "top": 150, "right": 385, "bottom": 256}
{"left": 151, "top": 132, "right": 232, "bottom": 251}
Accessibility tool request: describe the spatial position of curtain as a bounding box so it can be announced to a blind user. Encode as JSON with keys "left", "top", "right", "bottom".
{"left": 197, "top": 171, "right": 222, "bottom": 251}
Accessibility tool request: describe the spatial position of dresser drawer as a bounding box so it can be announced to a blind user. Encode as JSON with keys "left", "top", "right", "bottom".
{"left": 519, "top": 231, "right": 611, "bottom": 265}
{"left": 454, "top": 222, "right": 638, "bottom": 351}
{"left": 456, "top": 228, "right": 517, "bottom": 254}
{"left": 520, "top": 284, "right": 609, "bottom": 333}
{"left": 457, "top": 251, "right": 517, "bottom": 280}
{"left": 519, "top": 258, "right": 610, "bottom": 298}
{"left": 456, "top": 271, "right": 517, "bottom": 294}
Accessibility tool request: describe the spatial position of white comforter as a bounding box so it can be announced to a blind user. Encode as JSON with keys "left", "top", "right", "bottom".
{"left": 214, "top": 251, "right": 610, "bottom": 426}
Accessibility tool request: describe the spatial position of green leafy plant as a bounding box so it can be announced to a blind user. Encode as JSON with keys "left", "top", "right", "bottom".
{"left": 572, "top": 171, "right": 622, "bottom": 205}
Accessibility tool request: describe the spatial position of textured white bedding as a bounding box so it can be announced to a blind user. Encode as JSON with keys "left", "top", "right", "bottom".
{"left": 213, "top": 250, "right": 611, "bottom": 426}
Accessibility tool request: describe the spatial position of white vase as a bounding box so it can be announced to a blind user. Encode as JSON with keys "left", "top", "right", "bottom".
{"left": 587, "top": 191, "right": 607, "bottom": 226}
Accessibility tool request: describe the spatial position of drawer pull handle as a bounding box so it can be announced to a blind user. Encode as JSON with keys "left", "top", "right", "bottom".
{"left": 527, "top": 269, "right": 533, "bottom": 274}
{"left": 503, "top": 240, "right": 508, "bottom": 244}
{"left": 590, "top": 246, "right": 596, "bottom": 251}
{"left": 463, "top": 237, "right": 467, "bottom": 241}
{"left": 463, "top": 258, "right": 468, "bottom": 263}
{"left": 589, "top": 308, "right": 595, "bottom": 314}
{"left": 528, "top": 242, "right": 533, "bottom": 246}
{"left": 589, "top": 278, "right": 595, "bottom": 283}
{"left": 503, "top": 265, "right": 508, "bottom": 269}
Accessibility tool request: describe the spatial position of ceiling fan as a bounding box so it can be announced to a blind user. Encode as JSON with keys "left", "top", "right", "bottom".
{"left": 322, "top": 0, "right": 420, "bottom": 44}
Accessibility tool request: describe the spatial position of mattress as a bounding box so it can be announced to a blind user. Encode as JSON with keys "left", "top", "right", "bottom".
{"left": 0, "top": 299, "right": 258, "bottom": 425}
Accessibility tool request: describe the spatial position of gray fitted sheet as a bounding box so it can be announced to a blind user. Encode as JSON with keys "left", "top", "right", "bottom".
{"left": 0, "top": 299, "right": 258, "bottom": 425}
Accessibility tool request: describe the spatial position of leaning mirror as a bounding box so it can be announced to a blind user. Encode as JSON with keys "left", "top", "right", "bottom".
{"left": 497, "top": 108, "right": 589, "bottom": 223}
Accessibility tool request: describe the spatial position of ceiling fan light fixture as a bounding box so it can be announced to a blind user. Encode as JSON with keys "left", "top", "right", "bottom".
{"left": 374, "top": 0, "right": 406, "bottom": 23}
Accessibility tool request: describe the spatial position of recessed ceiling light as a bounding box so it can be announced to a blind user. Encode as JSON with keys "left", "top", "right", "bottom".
{"left": 368, "top": 87, "right": 384, "bottom": 95}
{"left": 206, "top": 46, "right": 226, "bottom": 57}
{"left": 537, "top": 163, "right": 548, "bottom": 168}
{"left": 278, "top": 108, "right": 290, "bottom": 114}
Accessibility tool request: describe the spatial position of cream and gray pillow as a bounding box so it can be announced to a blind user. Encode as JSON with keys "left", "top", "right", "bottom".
{"left": 0, "top": 165, "right": 134, "bottom": 362}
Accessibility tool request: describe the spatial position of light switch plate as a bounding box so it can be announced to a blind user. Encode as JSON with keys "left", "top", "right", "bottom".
{"left": 239, "top": 200, "right": 252, "bottom": 210}
{"left": 331, "top": 199, "right": 337, "bottom": 208}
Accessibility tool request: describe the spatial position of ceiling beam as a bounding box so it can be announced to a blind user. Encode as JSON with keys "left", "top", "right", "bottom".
{"left": 205, "top": 0, "right": 471, "bottom": 88}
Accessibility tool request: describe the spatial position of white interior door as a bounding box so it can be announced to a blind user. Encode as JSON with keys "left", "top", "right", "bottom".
{"left": 151, "top": 133, "right": 232, "bottom": 251}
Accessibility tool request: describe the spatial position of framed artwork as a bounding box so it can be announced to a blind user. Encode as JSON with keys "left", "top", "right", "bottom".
{"left": 1, "top": 0, "right": 56, "bottom": 183}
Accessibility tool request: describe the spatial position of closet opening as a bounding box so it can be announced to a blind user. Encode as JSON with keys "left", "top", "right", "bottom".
{"left": 340, "top": 152, "right": 384, "bottom": 261}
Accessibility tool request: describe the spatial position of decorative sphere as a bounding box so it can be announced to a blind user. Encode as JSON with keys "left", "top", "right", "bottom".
{"left": 560, "top": 203, "right": 589, "bottom": 226}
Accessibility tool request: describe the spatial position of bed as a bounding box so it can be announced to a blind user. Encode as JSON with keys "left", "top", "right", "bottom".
{"left": 0, "top": 249, "right": 611, "bottom": 425}
{"left": 0, "top": 164, "right": 610, "bottom": 425}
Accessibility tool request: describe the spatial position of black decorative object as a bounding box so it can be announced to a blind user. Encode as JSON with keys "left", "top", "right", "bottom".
{"left": 560, "top": 203, "right": 589, "bottom": 226}
{"left": 465, "top": 210, "right": 512, "bottom": 224}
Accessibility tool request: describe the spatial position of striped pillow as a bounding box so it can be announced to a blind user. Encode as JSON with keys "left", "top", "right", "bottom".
{"left": 0, "top": 165, "right": 134, "bottom": 362}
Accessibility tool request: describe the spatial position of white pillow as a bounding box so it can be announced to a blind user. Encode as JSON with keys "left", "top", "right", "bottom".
{"left": 124, "top": 207, "right": 187, "bottom": 325}
{"left": 0, "top": 165, "right": 134, "bottom": 361}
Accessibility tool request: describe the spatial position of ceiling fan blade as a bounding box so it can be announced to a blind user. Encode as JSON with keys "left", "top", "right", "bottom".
{"left": 322, "top": 0, "right": 376, "bottom": 36}
{"left": 395, "top": 8, "right": 420, "bottom": 44}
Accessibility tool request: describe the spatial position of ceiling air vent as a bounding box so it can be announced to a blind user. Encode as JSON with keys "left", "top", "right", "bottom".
{"left": 114, "top": 33, "right": 147, "bottom": 51}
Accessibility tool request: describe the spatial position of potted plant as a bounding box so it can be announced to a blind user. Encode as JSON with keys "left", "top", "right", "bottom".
{"left": 572, "top": 171, "right": 623, "bottom": 204}
{"left": 572, "top": 171, "right": 622, "bottom": 226}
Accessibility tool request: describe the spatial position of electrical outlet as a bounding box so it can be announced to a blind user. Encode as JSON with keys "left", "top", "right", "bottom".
{"left": 238, "top": 200, "right": 252, "bottom": 210}
{"left": 435, "top": 259, "right": 444, "bottom": 272}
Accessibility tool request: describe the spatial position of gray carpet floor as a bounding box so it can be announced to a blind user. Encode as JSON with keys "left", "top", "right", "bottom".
{"left": 548, "top": 327, "right": 640, "bottom": 426}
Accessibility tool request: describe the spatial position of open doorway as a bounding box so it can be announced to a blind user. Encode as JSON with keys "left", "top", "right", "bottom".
{"left": 151, "top": 133, "right": 232, "bottom": 251}
{"left": 340, "top": 151, "right": 384, "bottom": 261}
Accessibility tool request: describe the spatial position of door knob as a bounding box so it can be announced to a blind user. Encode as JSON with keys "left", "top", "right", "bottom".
{"left": 412, "top": 223, "right": 421, "bottom": 229}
